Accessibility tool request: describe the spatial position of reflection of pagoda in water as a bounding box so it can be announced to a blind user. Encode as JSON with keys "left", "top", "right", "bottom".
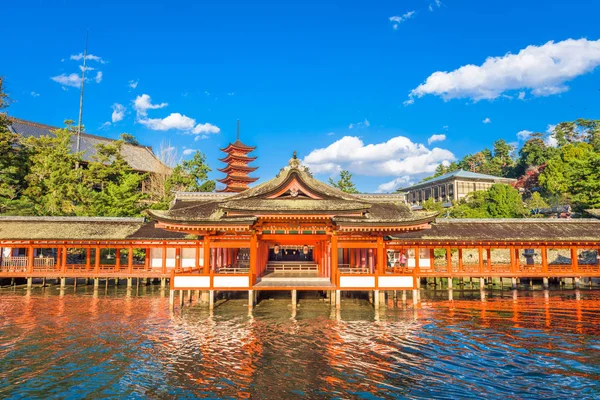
{"left": 216, "top": 120, "right": 259, "bottom": 193}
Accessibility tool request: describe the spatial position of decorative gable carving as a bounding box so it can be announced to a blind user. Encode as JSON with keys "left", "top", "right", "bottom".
{"left": 266, "top": 178, "right": 323, "bottom": 200}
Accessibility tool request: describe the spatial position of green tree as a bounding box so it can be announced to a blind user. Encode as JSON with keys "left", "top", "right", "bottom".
{"left": 81, "top": 140, "right": 147, "bottom": 216}
{"left": 525, "top": 192, "right": 550, "bottom": 217}
{"left": 0, "top": 78, "right": 34, "bottom": 214}
{"left": 120, "top": 133, "right": 140, "bottom": 146}
{"left": 450, "top": 184, "right": 526, "bottom": 218}
{"left": 328, "top": 170, "right": 359, "bottom": 193}
{"left": 421, "top": 197, "right": 444, "bottom": 213}
{"left": 539, "top": 142, "right": 600, "bottom": 209}
{"left": 23, "top": 122, "right": 85, "bottom": 215}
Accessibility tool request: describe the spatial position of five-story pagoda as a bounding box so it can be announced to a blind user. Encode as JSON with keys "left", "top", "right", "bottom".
{"left": 217, "top": 120, "right": 259, "bottom": 192}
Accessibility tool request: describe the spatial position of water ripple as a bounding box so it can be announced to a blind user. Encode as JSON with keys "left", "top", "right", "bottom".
{"left": 0, "top": 288, "right": 599, "bottom": 399}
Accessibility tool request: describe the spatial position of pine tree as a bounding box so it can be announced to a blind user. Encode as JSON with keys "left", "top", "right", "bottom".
{"left": 328, "top": 170, "right": 359, "bottom": 193}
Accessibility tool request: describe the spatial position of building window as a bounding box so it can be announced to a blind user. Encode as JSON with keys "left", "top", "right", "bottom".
{"left": 449, "top": 184, "right": 454, "bottom": 197}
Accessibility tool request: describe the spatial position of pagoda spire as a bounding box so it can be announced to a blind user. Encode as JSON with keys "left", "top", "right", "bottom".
{"left": 216, "top": 121, "right": 259, "bottom": 193}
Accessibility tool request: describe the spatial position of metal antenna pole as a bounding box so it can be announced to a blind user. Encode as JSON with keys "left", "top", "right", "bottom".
{"left": 76, "top": 31, "right": 88, "bottom": 155}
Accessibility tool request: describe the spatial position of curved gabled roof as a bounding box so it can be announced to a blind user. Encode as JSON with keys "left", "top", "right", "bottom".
{"left": 147, "top": 156, "right": 436, "bottom": 228}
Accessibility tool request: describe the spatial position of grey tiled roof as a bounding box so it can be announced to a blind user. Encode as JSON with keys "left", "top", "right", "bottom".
{"left": 9, "top": 118, "right": 168, "bottom": 174}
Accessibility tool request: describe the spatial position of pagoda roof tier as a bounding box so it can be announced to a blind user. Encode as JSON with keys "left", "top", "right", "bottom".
{"left": 217, "top": 164, "right": 258, "bottom": 174}
{"left": 218, "top": 154, "right": 258, "bottom": 164}
{"left": 217, "top": 175, "right": 260, "bottom": 184}
{"left": 220, "top": 140, "right": 256, "bottom": 153}
{"left": 147, "top": 153, "right": 438, "bottom": 232}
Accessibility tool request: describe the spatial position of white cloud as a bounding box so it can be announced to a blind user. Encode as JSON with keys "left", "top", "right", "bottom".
{"left": 30, "top": 91, "right": 40, "bottom": 97}
{"left": 70, "top": 53, "right": 105, "bottom": 64}
{"left": 133, "top": 94, "right": 168, "bottom": 117}
{"left": 79, "top": 65, "right": 95, "bottom": 72}
{"left": 192, "top": 123, "right": 220, "bottom": 135}
{"left": 227, "top": 92, "right": 235, "bottom": 96}
{"left": 389, "top": 11, "right": 415, "bottom": 29}
{"left": 545, "top": 124, "right": 558, "bottom": 147}
{"left": 518, "top": 91, "right": 526, "bottom": 100}
{"left": 407, "top": 38, "right": 600, "bottom": 102}
{"left": 429, "top": 0, "right": 442, "bottom": 11}
{"left": 100, "top": 121, "right": 111, "bottom": 129}
{"left": 182, "top": 148, "right": 197, "bottom": 156}
{"left": 348, "top": 119, "right": 370, "bottom": 129}
{"left": 427, "top": 134, "right": 446, "bottom": 145}
{"left": 442, "top": 125, "right": 449, "bottom": 130}
{"left": 195, "top": 134, "right": 210, "bottom": 141}
{"left": 303, "top": 136, "right": 455, "bottom": 183}
{"left": 95, "top": 71, "right": 103, "bottom": 83}
{"left": 111, "top": 103, "right": 126, "bottom": 123}
{"left": 327, "top": 132, "right": 335, "bottom": 136}
{"left": 403, "top": 98, "right": 415, "bottom": 106}
{"left": 139, "top": 113, "right": 196, "bottom": 131}
{"left": 128, "top": 80, "right": 138, "bottom": 89}
{"left": 377, "top": 176, "right": 413, "bottom": 193}
{"left": 483, "top": 117, "right": 491, "bottom": 124}
{"left": 51, "top": 73, "right": 82, "bottom": 88}
{"left": 517, "top": 129, "right": 533, "bottom": 141}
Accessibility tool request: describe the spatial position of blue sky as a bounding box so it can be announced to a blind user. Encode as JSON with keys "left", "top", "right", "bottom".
{"left": 2, "top": 0, "right": 599, "bottom": 192}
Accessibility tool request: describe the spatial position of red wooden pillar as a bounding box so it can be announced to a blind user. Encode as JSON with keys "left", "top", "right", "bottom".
{"left": 203, "top": 236, "right": 210, "bottom": 274}
{"left": 145, "top": 248, "right": 151, "bottom": 271}
{"left": 486, "top": 248, "right": 492, "bottom": 272}
{"left": 161, "top": 244, "right": 167, "bottom": 275}
{"left": 331, "top": 233, "right": 339, "bottom": 286}
{"left": 571, "top": 246, "right": 579, "bottom": 274}
{"left": 478, "top": 246, "right": 484, "bottom": 274}
{"left": 115, "top": 248, "right": 121, "bottom": 271}
{"left": 128, "top": 246, "right": 134, "bottom": 274}
{"left": 250, "top": 233, "right": 257, "bottom": 285}
{"left": 429, "top": 248, "right": 434, "bottom": 271}
{"left": 56, "top": 247, "right": 62, "bottom": 271}
{"left": 85, "top": 248, "right": 91, "bottom": 271}
{"left": 61, "top": 246, "right": 67, "bottom": 273}
{"left": 509, "top": 246, "right": 517, "bottom": 274}
{"left": 376, "top": 236, "right": 385, "bottom": 275}
{"left": 415, "top": 246, "right": 420, "bottom": 275}
{"left": 541, "top": 246, "right": 548, "bottom": 274}
{"left": 94, "top": 247, "right": 100, "bottom": 274}
{"left": 27, "top": 245, "right": 34, "bottom": 274}
{"left": 458, "top": 248, "right": 463, "bottom": 272}
{"left": 446, "top": 247, "right": 452, "bottom": 274}
{"left": 175, "top": 248, "right": 181, "bottom": 270}
{"left": 195, "top": 243, "right": 201, "bottom": 270}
